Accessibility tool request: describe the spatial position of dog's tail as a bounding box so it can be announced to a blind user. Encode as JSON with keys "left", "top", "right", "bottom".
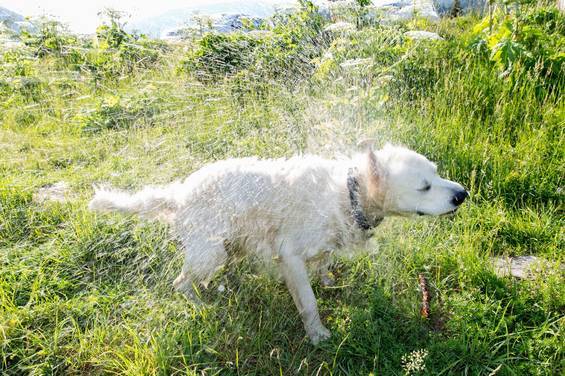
{"left": 88, "top": 184, "right": 179, "bottom": 222}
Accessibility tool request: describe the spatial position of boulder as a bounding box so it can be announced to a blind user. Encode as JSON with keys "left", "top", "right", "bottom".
{"left": 247, "top": 29, "right": 274, "bottom": 39}
{"left": 405, "top": 30, "right": 444, "bottom": 40}
{"left": 0, "top": 6, "right": 35, "bottom": 33}
{"left": 324, "top": 21, "right": 356, "bottom": 34}
{"left": 211, "top": 14, "right": 264, "bottom": 33}
{"left": 433, "top": 0, "right": 487, "bottom": 15}
{"left": 339, "top": 57, "right": 374, "bottom": 71}
{"left": 490, "top": 256, "right": 562, "bottom": 280}
{"left": 33, "top": 182, "right": 71, "bottom": 204}
{"left": 382, "top": 0, "right": 440, "bottom": 23}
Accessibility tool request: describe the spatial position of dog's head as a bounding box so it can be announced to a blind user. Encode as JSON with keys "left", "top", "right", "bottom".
{"left": 365, "top": 144, "right": 468, "bottom": 216}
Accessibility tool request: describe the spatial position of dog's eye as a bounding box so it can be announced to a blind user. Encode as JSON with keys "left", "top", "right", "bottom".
{"left": 418, "top": 183, "right": 431, "bottom": 192}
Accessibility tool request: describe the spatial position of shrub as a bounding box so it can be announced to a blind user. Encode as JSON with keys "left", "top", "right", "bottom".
{"left": 94, "top": 10, "right": 167, "bottom": 72}
{"left": 0, "top": 50, "right": 47, "bottom": 104}
{"left": 177, "top": 32, "right": 261, "bottom": 80}
{"left": 14, "top": 109, "right": 39, "bottom": 127}
{"left": 20, "top": 12, "right": 167, "bottom": 84}
{"left": 1, "top": 49, "right": 35, "bottom": 77}
{"left": 79, "top": 89, "right": 163, "bottom": 132}
{"left": 21, "top": 18, "right": 79, "bottom": 58}
{"left": 178, "top": 0, "right": 326, "bottom": 85}
{"left": 15, "top": 77, "right": 46, "bottom": 103}
{"left": 467, "top": 6, "right": 565, "bottom": 85}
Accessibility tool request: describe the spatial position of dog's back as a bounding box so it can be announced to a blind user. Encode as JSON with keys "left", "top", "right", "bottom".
{"left": 175, "top": 156, "right": 349, "bottom": 249}
{"left": 89, "top": 155, "right": 351, "bottom": 249}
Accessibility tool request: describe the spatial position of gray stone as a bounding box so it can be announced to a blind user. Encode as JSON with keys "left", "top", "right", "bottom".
{"left": 433, "top": 0, "right": 487, "bottom": 15}
{"left": 405, "top": 30, "right": 444, "bottom": 40}
{"left": 247, "top": 29, "right": 274, "bottom": 39}
{"left": 211, "top": 14, "right": 264, "bottom": 33}
{"left": 324, "top": 21, "right": 356, "bottom": 34}
{"left": 340, "top": 57, "right": 373, "bottom": 69}
{"left": 490, "top": 256, "right": 560, "bottom": 280}
{"left": 382, "top": 0, "right": 440, "bottom": 23}
{"left": 0, "top": 7, "right": 35, "bottom": 33}
{"left": 33, "top": 182, "right": 71, "bottom": 204}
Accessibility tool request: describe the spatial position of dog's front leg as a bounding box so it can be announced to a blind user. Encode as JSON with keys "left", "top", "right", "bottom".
{"left": 280, "top": 255, "right": 331, "bottom": 345}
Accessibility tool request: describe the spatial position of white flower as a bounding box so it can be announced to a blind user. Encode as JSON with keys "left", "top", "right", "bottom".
{"left": 401, "top": 349, "right": 428, "bottom": 375}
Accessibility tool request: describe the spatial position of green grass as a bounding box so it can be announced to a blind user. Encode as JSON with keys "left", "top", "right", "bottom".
{"left": 1, "top": 3, "right": 564, "bottom": 375}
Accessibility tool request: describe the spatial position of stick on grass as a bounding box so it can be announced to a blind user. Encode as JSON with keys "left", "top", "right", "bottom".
{"left": 418, "top": 273, "right": 430, "bottom": 319}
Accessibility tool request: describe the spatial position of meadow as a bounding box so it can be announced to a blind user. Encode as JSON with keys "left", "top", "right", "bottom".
{"left": 0, "top": 1, "right": 563, "bottom": 374}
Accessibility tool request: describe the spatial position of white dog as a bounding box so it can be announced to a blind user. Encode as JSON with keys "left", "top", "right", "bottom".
{"left": 89, "top": 144, "right": 468, "bottom": 344}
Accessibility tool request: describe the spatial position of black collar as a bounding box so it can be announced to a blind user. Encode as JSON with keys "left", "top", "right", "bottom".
{"left": 347, "top": 168, "right": 383, "bottom": 231}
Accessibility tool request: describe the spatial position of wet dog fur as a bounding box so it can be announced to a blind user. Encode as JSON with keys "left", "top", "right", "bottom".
{"left": 89, "top": 144, "right": 468, "bottom": 344}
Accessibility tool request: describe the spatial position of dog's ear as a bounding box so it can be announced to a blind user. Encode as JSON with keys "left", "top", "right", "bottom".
{"left": 367, "top": 148, "right": 384, "bottom": 196}
{"left": 357, "top": 138, "right": 376, "bottom": 151}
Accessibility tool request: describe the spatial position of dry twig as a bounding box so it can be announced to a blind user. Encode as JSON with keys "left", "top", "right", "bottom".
{"left": 418, "top": 273, "right": 430, "bottom": 319}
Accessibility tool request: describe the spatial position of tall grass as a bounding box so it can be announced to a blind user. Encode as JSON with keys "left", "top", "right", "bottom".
{"left": 1, "top": 1, "right": 563, "bottom": 375}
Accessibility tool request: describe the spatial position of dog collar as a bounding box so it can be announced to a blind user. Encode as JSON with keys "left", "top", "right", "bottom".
{"left": 347, "top": 168, "right": 383, "bottom": 231}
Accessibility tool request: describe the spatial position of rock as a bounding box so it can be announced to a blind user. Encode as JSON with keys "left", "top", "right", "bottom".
{"left": 433, "top": 0, "right": 487, "bottom": 15}
{"left": 130, "top": 1, "right": 277, "bottom": 38}
{"left": 0, "top": 6, "right": 35, "bottom": 33}
{"left": 160, "top": 13, "right": 264, "bottom": 39}
{"left": 490, "top": 256, "right": 561, "bottom": 280}
{"left": 161, "top": 28, "right": 185, "bottom": 40}
{"left": 340, "top": 57, "right": 373, "bottom": 69}
{"left": 324, "top": 21, "right": 356, "bottom": 34}
{"left": 247, "top": 29, "right": 274, "bottom": 39}
{"left": 0, "top": 36, "right": 23, "bottom": 49}
{"left": 33, "top": 181, "right": 71, "bottom": 203}
{"left": 211, "top": 14, "right": 264, "bottom": 33}
{"left": 382, "top": 0, "right": 440, "bottom": 23}
{"left": 405, "top": 30, "right": 444, "bottom": 40}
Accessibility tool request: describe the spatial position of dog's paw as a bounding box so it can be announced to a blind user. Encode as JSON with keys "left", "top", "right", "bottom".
{"left": 308, "top": 325, "right": 331, "bottom": 345}
{"left": 173, "top": 277, "right": 202, "bottom": 304}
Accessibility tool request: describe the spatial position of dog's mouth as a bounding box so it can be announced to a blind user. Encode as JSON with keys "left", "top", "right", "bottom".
{"left": 441, "top": 208, "right": 459, "bottom": 217}
{"left": 416, "top": 208, "right": 459, "bottom": 217}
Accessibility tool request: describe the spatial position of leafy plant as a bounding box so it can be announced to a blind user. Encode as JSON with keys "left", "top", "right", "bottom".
{"left": 79, "top": 90, "right": 163, "bottom": 132}
{"left": 178, "top": 0, "right": 325, "bottom": 84}
{"left": 21, "top": 18, "right": 78, "bottom": 58}
{"left": 468, "top": 6, "right": 565, "bottom": 81}
{"left": 177, "top": 32, "right": 261, "bottom": 80}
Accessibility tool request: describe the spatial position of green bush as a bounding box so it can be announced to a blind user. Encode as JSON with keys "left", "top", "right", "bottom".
{"left": 1, "top": 49, "right": 35, "bottom": 77}
{"left": 178, "top": 0, "right": 325, "bottom": 84}
{"left": 178, "top": 32, "right": 261, "bottom": 80}
{"left": 14, "top": 109, "right": 39, "bottom": 127}
{"left": 21, "top": 13, "right": 167, "bottom": 84}
{"left": 79, "top": 90, "right": 163, "bottom": 132}
{"left": 15, "top": 77, "right": 46, "bottom": 103}
{"left": 467, "top": 6, "right": 565, "bottom": 84}
{"left": 21, "top": 19, "right": 79, "bottom": 58}
{"left": 65, "top": 13, "right": 166, "bottom": 86}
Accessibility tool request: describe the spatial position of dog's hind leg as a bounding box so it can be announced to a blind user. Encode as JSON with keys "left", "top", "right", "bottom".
{"left": 280, "top": 253, "right": 331, "bottom": 345}
{"left": 174, "top": 234, "right": 227, "bottom": 301}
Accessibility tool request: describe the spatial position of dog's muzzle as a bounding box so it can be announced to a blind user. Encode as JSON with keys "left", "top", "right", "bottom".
{"left": 451, "top": 190, "right": 469, "bottom": 207}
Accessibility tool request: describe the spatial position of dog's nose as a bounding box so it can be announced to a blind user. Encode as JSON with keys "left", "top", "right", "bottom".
{"left": 451, "top": 190, "right": 469, "bottom": 206}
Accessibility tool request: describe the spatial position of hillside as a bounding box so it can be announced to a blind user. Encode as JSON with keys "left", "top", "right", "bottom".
{"left": 128, "top": 1, "right": 287, "bottom": 38}
{"left": 0, "top": 6, "right": 34, "bottom": 33}
{"left": 0, "top": 1, "right": 563, "bottom": 375}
